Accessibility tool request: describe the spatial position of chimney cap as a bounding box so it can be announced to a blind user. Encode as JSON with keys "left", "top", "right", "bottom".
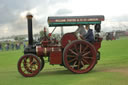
{"left": 26, "top": 13, "right": 33, "bottom": 19}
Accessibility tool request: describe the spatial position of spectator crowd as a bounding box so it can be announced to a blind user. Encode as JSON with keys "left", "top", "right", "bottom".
{"left": 0, "top": 42, "right": 26, "bottom": 51}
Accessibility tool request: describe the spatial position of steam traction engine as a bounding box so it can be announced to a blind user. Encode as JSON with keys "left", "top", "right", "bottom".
{"left": 17, "top": 14, "right": 105, "bottom": 77}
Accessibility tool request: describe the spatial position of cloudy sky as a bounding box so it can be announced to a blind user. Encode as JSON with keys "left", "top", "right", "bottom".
{"left": 0, "top": 0, "right": 128, "bottom": 37}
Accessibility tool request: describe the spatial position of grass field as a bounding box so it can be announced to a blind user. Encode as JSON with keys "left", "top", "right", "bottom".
{"left": 0, "top": 37, "right": 128, "bottom": 85}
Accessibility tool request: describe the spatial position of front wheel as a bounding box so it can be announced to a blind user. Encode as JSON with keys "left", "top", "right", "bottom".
{"left": 17, "top": 54, "right": 41, "bottom": 77}
{"left": 63, "top": 40, "right": 97, "bottom": 74}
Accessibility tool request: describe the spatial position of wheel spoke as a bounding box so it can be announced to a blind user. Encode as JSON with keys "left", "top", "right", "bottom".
{"left": 23, "top": 69, "right": 27, "bottom": 73}
{"left": 80, "top": 44, "right": 82, "bottom": 53}
{"left": 82, "top": 58, "right": 90, "bottom": 65}
{"left": 81, "top": 61, "right": 85, "bottom": 66}
{"left": 21, "top": 66, "right": 24, "bottom": 68}
{"left": 29, "top": 57, "right": 33, "bottom": 62}
{"left": 82, "top": 45, "right": 88, "bottom": 53}
{"left": 24, "top": 57, "right": 27, "bottom": 62}
{"left": 83, "top": 56, "right": 94, "bottom": 59}
{"left": 30, "top": 66, "right": 33, "bottom": 71}
{"left": 82, "top": 51, "right": 90, "bottom": 57}
{"left": 29, "top": 61, "right": 34, "bottom": 65}
{"left": 68, "top": 57, "right": 77, "bottom": 63}
{"left": 30, "top": 59, "right": 37, "bottom": 65}
{"left": 69, "top": 49, "right": 78, "bottom": 56}
{"left": 73, "top": 61, "right": 77, "bottom": 66}
{"left": 74, "top": 44, "right": 78, "bottom": 53}
{"left": 33, "top": 65, "right": 37, "bottom": 70}
{"left": 67, "top": 55, "right": 77, "bottom": 58}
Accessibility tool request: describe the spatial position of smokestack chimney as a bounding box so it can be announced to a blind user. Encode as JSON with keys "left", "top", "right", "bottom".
{"left": 26, "top": 14, "right": 33, "bottom": 45}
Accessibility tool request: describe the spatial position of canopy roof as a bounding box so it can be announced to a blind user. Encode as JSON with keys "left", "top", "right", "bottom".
{"left": 48, "top": 15, "right": 105, "bottom": 27}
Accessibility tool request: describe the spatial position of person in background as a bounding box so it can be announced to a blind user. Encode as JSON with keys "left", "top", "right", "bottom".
{"left": 23, "top": 42, "right": 26, "bottom": 48}
{"left": 5, "top": 43, "right": 9, "bottom": 51}
{"left": 11, "top": 43, "right": 14, "bottom": 50}
{"left": 15, "top": 43, "right": 18, "bottom": 50}
{"left": 18, "top": 43, "right": 21, "bottom": 49}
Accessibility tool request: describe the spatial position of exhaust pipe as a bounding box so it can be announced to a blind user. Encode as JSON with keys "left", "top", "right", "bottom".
{"left": 26, "top": 14, "right": 33, "bottom": 45}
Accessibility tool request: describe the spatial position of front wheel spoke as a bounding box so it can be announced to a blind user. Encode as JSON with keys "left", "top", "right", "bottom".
{"left": 68, "top": 58, "right": 77, "bottom": 63}
{"left": 35, "top": 62, "right": 39, "bottom": 66}
{"left": 33, "top": 65, "right": 37, "bottom": 70}
{"left": 30, "top": 59, "right": 37, "bottom": 65}
{"left": 29, "top": 56, "right": 33, "bottom": 61}
{"left": 30, "top": 61, "right": 34, "bottom": 65}
{"left": 30, "top": 67, "right": 33, "bottom": 71}
{"left": 29, "top": 66, "right": 33, "bottom": 72}
{"left": 23, "top": 69, "right": 27, "bottom": 73}
{"left": 23, "top": 63, "right": 29, "bottom": 67}
{"left": 69, "top": 49, "right": 78, "bottom": 56}
{"left": 82, "top": 58, "right": 90, "bottom": 65}
{"left": 24, "top": 57, "right": 27, "bottom": 61}
{"left": 21, "top": 66, "right": 24, "bottom": 68}
{"left": 82, "top": 51, "right": 90, "bottom": 56}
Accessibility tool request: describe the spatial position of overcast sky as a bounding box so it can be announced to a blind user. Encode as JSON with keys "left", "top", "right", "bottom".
{"left": 0, "top": 0, "right": 128, "bottom": 37}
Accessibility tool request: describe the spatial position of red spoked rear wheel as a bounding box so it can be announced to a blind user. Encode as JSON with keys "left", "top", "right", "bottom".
{"left": 17, "top": 54, "right": 41, "bottom": 77}
{"left": 63, "top": 40, "right": 97, "bottom": 73}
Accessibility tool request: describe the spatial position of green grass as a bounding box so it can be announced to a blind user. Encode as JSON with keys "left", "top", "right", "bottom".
{"left": 0, "top": 37, "right": 128, "bottom": 85}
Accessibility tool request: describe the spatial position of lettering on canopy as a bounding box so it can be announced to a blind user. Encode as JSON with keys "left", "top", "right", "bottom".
{"left": 51, "top": 18, "right": 100, "bottom": 23}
